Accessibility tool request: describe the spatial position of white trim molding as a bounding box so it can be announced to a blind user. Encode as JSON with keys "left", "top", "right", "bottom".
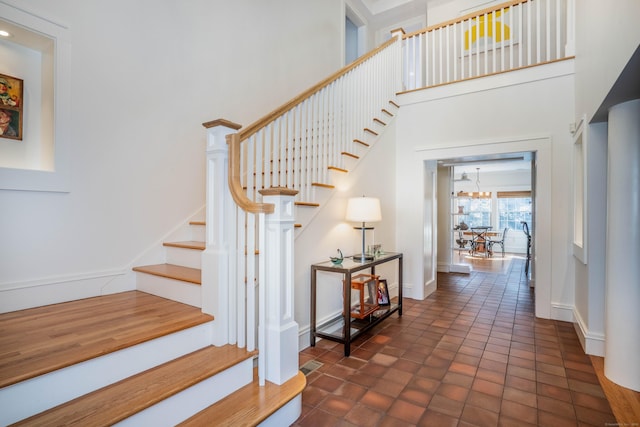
{"left": 573, "top": 307, "right": 605, "bottom": 356}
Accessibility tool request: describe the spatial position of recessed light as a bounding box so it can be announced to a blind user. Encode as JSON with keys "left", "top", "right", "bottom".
{"left": 0, "top": 30, "right": 11, "bottom": 37}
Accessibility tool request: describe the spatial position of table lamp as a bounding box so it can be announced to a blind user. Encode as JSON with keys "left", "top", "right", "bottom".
{"left": 346, "top": 196, "right": 382, "bottom": 262}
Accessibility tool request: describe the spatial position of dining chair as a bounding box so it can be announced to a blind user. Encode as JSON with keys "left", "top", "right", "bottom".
{"left": 522, "top": 221, "right": 531, "bottom": 275}
{"left": 470, "top": 227, "right": 490, "bottom": 257}
{"left": 487, "top": 228, "right": 508, "bottom": 257}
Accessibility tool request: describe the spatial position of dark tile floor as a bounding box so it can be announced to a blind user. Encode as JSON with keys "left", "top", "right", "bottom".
{"left": 294, "top": 258, "right": 616, "bottom": 426}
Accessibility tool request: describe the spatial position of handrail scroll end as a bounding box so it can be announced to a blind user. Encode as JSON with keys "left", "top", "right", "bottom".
{"left": 226, "top": 133, "right": 275, "bottom": 214}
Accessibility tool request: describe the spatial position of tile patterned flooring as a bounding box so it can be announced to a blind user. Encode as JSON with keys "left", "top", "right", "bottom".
{"left": 294, "top": 258, "right": 616, "bottom": 426}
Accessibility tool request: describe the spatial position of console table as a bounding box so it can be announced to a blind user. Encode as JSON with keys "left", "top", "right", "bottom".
{"left": 310, "top": 252, "right": 403, "bottom": 356}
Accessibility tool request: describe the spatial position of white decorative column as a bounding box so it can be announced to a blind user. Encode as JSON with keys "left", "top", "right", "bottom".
{"left": 201, "top": 119, "right": 242, "bottom": 346}
{"left": 259, "top": 187, "right": 299, "bottom": 385}
{"left": 605, "top": 99, "right": 640, "bottom": 391}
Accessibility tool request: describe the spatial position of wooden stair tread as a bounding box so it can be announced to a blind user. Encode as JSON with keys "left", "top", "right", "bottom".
{"left": 179, "top": 370, "right": 306, "bottom": 427}
{"left": 133, "top": 263, "right": 201, "bottom": 284}
{"left": 0, "top": 291, "right": 213, "bottom": 388}
{"left": 163, "top": 240, "right": 206, "bottom": 250}
{"left": 328, "top": 166, "right": 348, "bottom": 173}
{"left": 353, "top": 139, "right": 370, "bottom": 147}
{"left": 311, "top": 182, "right": 335, "bottom": 189}
{"left": 15, "top": 345, "right": 256, "bottom": 427}
{"left": 294, "top": 201, "right": 320, "bottom": 207}
{"left": 189, "top": 221, "right": 205, "bottom": 226}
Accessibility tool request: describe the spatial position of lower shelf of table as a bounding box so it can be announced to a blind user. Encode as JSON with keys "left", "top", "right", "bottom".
{"left": 314, "top": 303, "right": 400, "bottom": 343}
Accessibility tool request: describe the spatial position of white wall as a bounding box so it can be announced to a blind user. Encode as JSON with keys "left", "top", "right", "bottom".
{"left": 572, "top": 1, "right": 640, "bottom": 355}
{"left": 575, "top": 0, "right": 640, "bottom": 123}
{"left": 395, "top": 61, "right": 575, "bottom": 321}
{"left": 0, "top": 34, "right": 52, "bottom": 171}
{"left": 0, "top": 0, "right": 343, "bottom": 311}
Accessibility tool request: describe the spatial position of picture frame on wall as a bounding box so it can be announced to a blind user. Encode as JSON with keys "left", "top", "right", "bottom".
{"left": 0, "top": 73, "right": 23, "bottom": 140}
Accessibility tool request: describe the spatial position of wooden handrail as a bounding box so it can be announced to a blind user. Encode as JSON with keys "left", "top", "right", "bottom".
{"left": 403, "top": 0, "right": 529, "bottom": 39}
{"left": 238, "top": 36, "right": 400, "bottom": 141}
{"left": 227, "top": 133, "right": 275, "bottom": 214}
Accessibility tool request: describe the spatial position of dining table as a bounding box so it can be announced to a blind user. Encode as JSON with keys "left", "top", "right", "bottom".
{"left": 460, "top": 226, "right": 500, "bottom": 257}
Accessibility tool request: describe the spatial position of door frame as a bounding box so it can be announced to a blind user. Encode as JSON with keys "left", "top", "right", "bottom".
{"left": 419, "top": 135, "right": 552, "bottom": 319}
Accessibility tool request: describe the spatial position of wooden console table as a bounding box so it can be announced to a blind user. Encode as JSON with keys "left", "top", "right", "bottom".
{"left": 310, "top": 252, "right": 403, "bottom": 356}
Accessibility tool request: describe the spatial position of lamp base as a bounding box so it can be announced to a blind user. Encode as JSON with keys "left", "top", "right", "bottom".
{"left": 352, "top": 254, "right": 375, "bottom": 263}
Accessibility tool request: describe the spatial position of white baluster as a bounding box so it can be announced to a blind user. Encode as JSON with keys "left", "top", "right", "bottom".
{"left": 246, "top": 211, "right": 255, "bottom": 351}
{"left": 555, "top": 0, "right": 561, "bottom": 59}
{"left": 492, "top": 10, "right": 497, "bottom": 73}
{"left": 438, "top": 27, "right": 443, "bottom": 84}
{"left": 236, "top": 208, "right": 246, "bottom": 349}
{"left": 257, "top": 211, "right": 266, "bottom": 385}
{"left": 483, "top": 13, "right": 488, "bottom": 74}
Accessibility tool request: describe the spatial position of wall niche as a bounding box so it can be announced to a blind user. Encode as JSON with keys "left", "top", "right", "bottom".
{"left": 0, "top": 4, "right": 70, "bottom": 192}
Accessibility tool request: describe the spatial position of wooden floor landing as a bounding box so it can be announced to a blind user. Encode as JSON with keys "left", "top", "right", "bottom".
{"left": 0, "top": 291, "right": 213, "bottom": 388}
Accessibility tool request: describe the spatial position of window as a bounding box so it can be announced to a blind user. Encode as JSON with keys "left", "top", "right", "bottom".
{"left": 457, "top": 197, "right": 492, "bottom": 228}
{"left": 498, "top": 192, "right": 531, "bottom": 231}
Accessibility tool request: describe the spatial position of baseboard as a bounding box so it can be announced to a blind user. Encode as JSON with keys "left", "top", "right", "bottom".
{"left": 0, "top": 269, "right": 134, "bottom": 314}
{"left": 573, "top": 308, "right": 605, "bottom": 356}
{"left": 424, "top": 280, "right": 437, "bottom": 298}
{"left": 450, "top": 264, "right": 472, "bottom": 274}
{"left": 298, "top": 309, "right": 342, "bottom": 351}
{"left": 437, "top": 263, "right": 450, "bottom": 273}
{"left": 550, "top": 302, "right": 574, "bottom": 322}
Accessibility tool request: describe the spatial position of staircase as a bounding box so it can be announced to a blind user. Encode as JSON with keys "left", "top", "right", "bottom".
{"left": 133, "top": 220, "right": 206, "bottom": 308}
{"left": 0, "top": 212, "right": 305, "bottom": 425}
{"left": 1, "top": 28, "right": 402, "bottom": 427}
{"left": 0, "top": 289, "right": 305, "bottom": 426}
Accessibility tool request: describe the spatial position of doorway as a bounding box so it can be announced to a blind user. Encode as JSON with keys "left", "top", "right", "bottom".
{"left": 345, "top": 4, "right": 366, "bottom": 65}
{"left": 419, "top": 137, "right": 551, "bottom": 319}
{"left": 440, "top": 153, "right": 534, "bottom": 281}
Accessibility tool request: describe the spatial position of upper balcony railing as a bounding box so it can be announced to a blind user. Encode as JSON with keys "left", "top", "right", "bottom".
{"left": 401, "top": 0, "right": 573, "bottom": 92}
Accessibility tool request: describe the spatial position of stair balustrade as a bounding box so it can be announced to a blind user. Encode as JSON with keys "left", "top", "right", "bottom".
{"left": 204, "top": 35, "right": 402, "bottom": 387}
{"left": 402, "top": 0, "right": 574, "bottom": 91}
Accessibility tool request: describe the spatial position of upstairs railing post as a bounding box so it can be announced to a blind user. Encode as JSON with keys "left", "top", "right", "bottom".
{"left": 202, "top": 119, "right": 242, "bottom": 346}
{"left": 565, "top": 0, "right": 575, "bottom": 56}
{"left": 259, "top": 187, "right": 299, "bottom": 385}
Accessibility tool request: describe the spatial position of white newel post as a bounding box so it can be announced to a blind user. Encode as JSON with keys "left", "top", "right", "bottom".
{"left": 259, "top": 187, "right": 300, "bottom": 385}
{"left": 201, "top": 119, "right": 242, "bottom": 346}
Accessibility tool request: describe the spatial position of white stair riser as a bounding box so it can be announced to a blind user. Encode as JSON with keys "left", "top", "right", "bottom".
{"left": 0, "top": 322, "right": 214, "bottom": 426}
{"left": 115, "top": 358, "right": 254, "bottom": 427}
{"left": 136, "top": 274, "right": 202, "bottom": 308}
{"left": 258, "top": 395, "right": 302, "bottom": 427}
{"left": 165, "top": 246, "right": 202, "bottom": 269}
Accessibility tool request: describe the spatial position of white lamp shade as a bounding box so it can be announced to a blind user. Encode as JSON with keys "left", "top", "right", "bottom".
{"left": 346, "top": 197, "right": 382, "bottom": 223}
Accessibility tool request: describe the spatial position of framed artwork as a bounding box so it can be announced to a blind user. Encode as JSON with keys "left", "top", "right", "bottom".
{"left": 0, "top": 73, "right": 23, "bottom": 140}
{"left": 377, "top": 279, "right": 390, "bottom": 306}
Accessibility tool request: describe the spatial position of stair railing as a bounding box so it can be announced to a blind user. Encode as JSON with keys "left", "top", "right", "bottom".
{"left": 204, "top": 35, "right": 402, "bottom": 387}
{"left": 401, "top": 0, "right": 574, "bottom": 91}
{"left": 228, "top": 35, "right": 402, "bottom": 210}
